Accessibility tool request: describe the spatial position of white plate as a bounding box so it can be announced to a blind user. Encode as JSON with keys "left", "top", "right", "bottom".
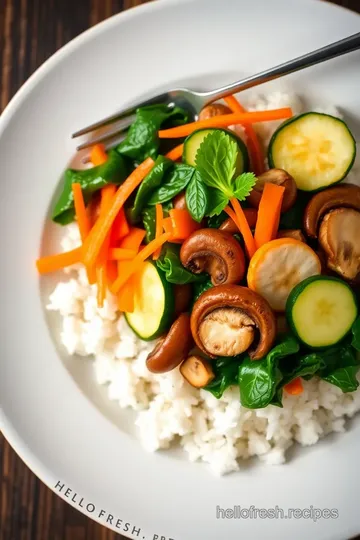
{"left": 1, "top": 1, "right": 360, "bottom": 539}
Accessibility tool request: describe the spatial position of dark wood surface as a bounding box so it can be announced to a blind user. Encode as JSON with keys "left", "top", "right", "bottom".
{"left": 1, "top": 0, "right": 359, "bottom": 538}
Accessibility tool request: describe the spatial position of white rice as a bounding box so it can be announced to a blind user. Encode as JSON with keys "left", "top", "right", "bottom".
{"left": 47, "top": 91, "right": 360, "bottom": 476}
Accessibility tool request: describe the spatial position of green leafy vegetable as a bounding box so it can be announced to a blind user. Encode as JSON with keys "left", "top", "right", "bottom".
{"left": 117, "top": 104, "right": 189, "bottom": 162}
{"left": 351, "top": 317, "right": 360, "bottom": 351}
{"left": 195, "top": 130, "right": 256, "bottom": 214}
{"left": 207, "top": 211, "right": 227, "bottom": 228}
{"left": 52, "top": 150, "right": 128, "bottom": 225}
{"left": 206, "top": 190, "right": 229, "bottom": 217}
{"left": 185, "top": 172, "right": 208, "bottom": 222}
{"left": 318, "top": 344, "right": 360, "bottom": 393}
{"left": 205, "top": 356, "right": 243, "bottom": 399}
{"left": 142, "top": 201, "right": 172, "bottom": 243}
{"left": 238, "top": 336, "right": 300, "bottom": 409}
{"left": 156, "top": 244, "right": 206, "bottom": 284}
{"left": 148, "top": 164, "right": 195, "bottom": 205}
{"left": 275, "top": 353, "right": 325, "bottom": 404}
{"left": 129, "top": 156, "right": 173, "bottom": 223}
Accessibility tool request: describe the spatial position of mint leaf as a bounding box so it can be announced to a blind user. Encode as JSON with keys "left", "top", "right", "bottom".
{"left": 195, "top": 131, "right": 237, "bottom": 196}
{"left": 234, "top": 172, "right": 256, "bottom": 201}
{"left": 185, "top": 171, "right": 208, "bottom": 222}
{"left": 206, "top": 190, "right": 229, "bottom": 217}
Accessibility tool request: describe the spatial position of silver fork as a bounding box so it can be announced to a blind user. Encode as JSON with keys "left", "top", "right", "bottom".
{"left": 73, "top": 32, "right": 360, "bottom": 153}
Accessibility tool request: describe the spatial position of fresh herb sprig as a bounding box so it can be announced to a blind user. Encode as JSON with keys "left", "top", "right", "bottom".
{"left": 195, "top": 130, "right": 256, "bottom": 216}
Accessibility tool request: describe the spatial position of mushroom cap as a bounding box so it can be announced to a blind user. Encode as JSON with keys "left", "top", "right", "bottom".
{"left": 319, "top": 207, "right": 360, "bottom": 281}
{"left": 247, "top": 169, "right": 297, "bottom": 213}
{"left": 303, "top": 183, "right": 360, "bottom": 238}
{"left": 191, "top": 285, "right": 276, "bottom": 360}
{"left": 146, "top": 313, "right": 193, "bottom": 373}
{"left": 180, "top": 228, "right": 246, "bottom": 286}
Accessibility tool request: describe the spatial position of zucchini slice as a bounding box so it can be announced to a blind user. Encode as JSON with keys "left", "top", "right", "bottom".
{"left": 286, "top": 276, "right": 358, "bottom": 348}
{"left": 268, "top": 113, "right": 356, "bottom": 192}
{"left": 183, "top": 128, "right": 249, "bottom": 175}
{"left": 125, "top": 262, "right": 174, "bottom": 340}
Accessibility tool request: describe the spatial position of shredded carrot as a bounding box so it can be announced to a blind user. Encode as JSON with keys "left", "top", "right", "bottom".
{"left": 162, "top": 217, "right": 183, "bottom": 244}
{"left": 109, "top": 248, "right": 137, "bottom": 260}
{"left": 224, "top": 95, "right": 265, "bottom": 176}
{"left": 96, "top": 265, "right": 107, "bottom": 308}
{"left": 226, "top": 198, "right": 257, "bottom": 258}
{"left": 36, "top": 247, "right": 82, "bottom": 274}
{"left": 71, "top": 183, "right": 96, "bottom": 283}
{"left": 119, "top": 228, "right": 146, "bottom": 252}
{"left": 158, "top": 109, "right": 292, "bottom": 139}
{"left": 72, "top": 183, "right": 91, "bottom": 242}
{"left": 97, "top": 184, "right": 117, "bottom": 266}
{"left": 168, "top": 209, "right": 201, "bottom": 240}
{"left": 110, "top": 208, "right": 130, "bottom": 245}
{"left": 284, "top": 377, "right": 304, "bottom": 396}
{"left": 254, "top": 183, "right": 285, "bottom": 249}
{"left": 106, "top": 260, "right": 118, "bottom": 284}
{"left": 90, "top": 143, "right": 108, "bottom": 166}
{"left": 165, "top": 144, "right": 184, "bottom": 161}
{"left": 111, "top": 232, "right": 171, "bottom": 293}
{"left": 82, "top": 158, "right": 155, "bottom": 267}
{"left": 153, "top": 204, "right": 164, "bottom": 260}
{"left": 117, "top": 277, "right": 136, "bottom": 313}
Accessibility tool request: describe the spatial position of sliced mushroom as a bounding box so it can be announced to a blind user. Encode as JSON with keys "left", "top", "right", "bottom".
{"left": 146, "top": 314, "right": 193, "bottom": 373}
{"left": 303, "top": 184, "right": 360, "bottom": 238}
{"left": 180, "top": 355, "right": 215, "bottom": 388}
{"left": 191, "top": 285, "right": 276, "bottom": 360}
{"left": 219, "top": 208, "right": 258, "bottom": 234}
{"left": 277, "top": 229, "right": 306, "bottom": 242}
{"left": 180, "top": 229, "right": 246, "bottom": 286}
{"left": 247, "top": 169, "right": 297, "bottom": 213}
{"left": 319, "top": 208, "right": 360, "bottom": 281}
{"left": 174, "top": 284, "right": 192, "bottom": 317}
{"left": 198, "top": 103, "right": 232, "bottom": 121}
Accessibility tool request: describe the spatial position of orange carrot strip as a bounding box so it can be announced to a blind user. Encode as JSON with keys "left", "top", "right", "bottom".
{"left": 96, "top": 265, "right": 107, "bottom": 308}
{"left": 158, "top": 109, "right": 292, "bottom": 139}
{"left": 83, "top": 157, "right": 155, "bottom": 267}
{"left": 119, "top": 228, "right": 146, "bottom": 252}
{"left": 254, "top": 183, "right": 285, "bottom": 249}
{"left": 72, "top": 183, "right": 91, "bottom": 242}
{"left": 111, "top": 232, "right": 171, "bottom": 293}
{"left": 109, "top": 248, "right": 137, "bottom": 260}
{"left": 90, "top": 143, "right": 108, "bottom": 166}
{"left": 106, "top": 260, "right": 118, "bottom": 284}
{"left": 165, "top": 143, "right": 184, "bottom": 161}
{"left": 117, "top": 277, "right": 136, "bottom": 313}
{"left": 162, "top": 217, "right": 183, "bottom": 244}
{"left": 228, "top": 198, "right": 257, "bottom": 258}
{"left": 168, "top": 208, "right": 201, "bottom": 240}
{"left": 110, "top": 208, "right": 130, "bottom": 246}
{"left": 153, "top": 204, "right": 164, "bottom": 260}
{"left": 36, "top": 247, "right": 82, "bottom": 274}
{"left": 224, "top": 95, "right": 265, "bottom": 176}
{"left": 284, "top": 377, "right": 304, "bottom": 396}
{"left": 71, "top": 183, "right": 96, "bottom": 284}
{"left": 97, "top": 184, "right": 117, "bottom": 266}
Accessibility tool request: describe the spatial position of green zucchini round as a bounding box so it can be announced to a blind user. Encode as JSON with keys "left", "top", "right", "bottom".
{"left": 183, "top": 128, "right": 249, "bottom": 175}
{"left": 286, "top": 275, "right": 358, "bottom": 348}
{"left": 125, "top": 261, "right": 175, "bottom": 340}
{"left": 268, "top": 112, "right": 356, "bottom": 192}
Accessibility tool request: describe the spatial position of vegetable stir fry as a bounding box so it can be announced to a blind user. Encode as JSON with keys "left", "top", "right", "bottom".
{"left": 36, "top": 97, "right": 360, "bottom": 409}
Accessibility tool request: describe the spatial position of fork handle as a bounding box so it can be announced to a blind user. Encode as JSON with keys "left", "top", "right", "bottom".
{"left": 204, "top": 32, "right": 360, "bottom": 103}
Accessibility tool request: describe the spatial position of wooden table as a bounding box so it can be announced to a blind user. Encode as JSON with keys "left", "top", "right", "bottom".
{"left": 0, "top": 0, "right": 359, "bottom": 538}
